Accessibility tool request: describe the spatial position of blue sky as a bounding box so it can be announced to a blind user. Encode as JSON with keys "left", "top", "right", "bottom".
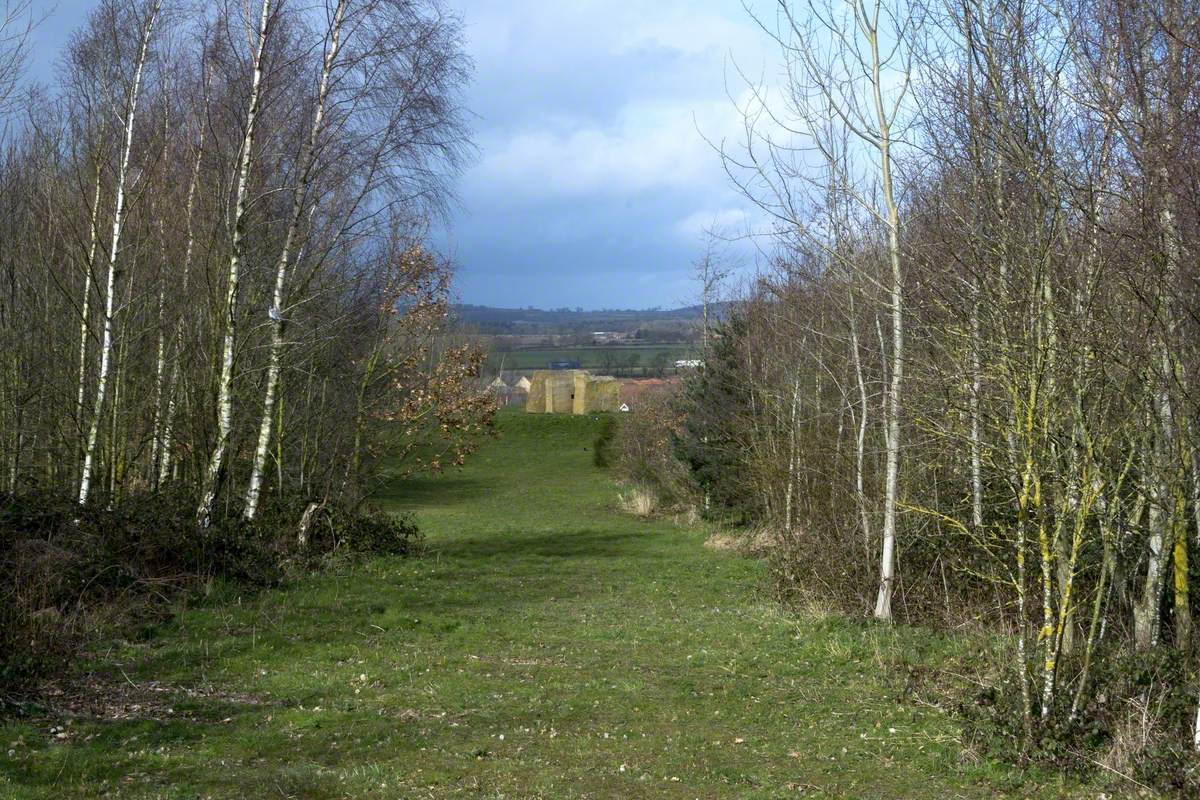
{"left": 27, "top": 0, "right": 772, "bottom": 310}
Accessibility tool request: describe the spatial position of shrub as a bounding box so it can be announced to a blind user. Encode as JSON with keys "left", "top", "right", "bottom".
{"left": 673, "top": 317, "right": 759, "bottom": 523}
{"left": 263, "top": 499, "right": 422, "bottom": 564}
{"left": 0, "top": 489, "right": 421, "bottom": 697}
{"left": 592, "top": 414, "right": 618, "bottom": 468}
{"left": 611, "top": 387, "right": 697, "bottom": 515}
{"left": 959, "top": 646, "right": 1200, "bottom": 796}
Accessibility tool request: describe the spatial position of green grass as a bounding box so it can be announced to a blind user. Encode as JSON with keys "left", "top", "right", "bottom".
{"left": 1, "top": 413, "right": 1091, "bottom": 798}
{"left": 487, "top": 344, "right": 692, "bottom": 371}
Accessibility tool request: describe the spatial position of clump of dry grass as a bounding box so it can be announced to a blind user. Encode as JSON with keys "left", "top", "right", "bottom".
{"left": 704, "top": 526, "right": 778, "bottom": 555}
{"left": 618, "top": 485, "right": 657, "bottom": 517}
{"left": 1101, "top": 691, "right": 1166, "bottom": 783}
{"left": 703, "top": 532, "right": 741, "bottom": 551}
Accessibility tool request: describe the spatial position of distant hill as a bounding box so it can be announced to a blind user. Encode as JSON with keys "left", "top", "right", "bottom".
{"left": 450, "top": 303, "right": 727, "bottom": 336}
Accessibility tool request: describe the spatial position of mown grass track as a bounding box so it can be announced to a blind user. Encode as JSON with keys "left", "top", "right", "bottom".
{"left": 1, "top": 412, "right": 1093, "bottom": 798}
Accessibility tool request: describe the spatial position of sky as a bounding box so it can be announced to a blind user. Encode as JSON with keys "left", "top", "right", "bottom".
{"left": 25, "top": 0, "right": 776, "bottom": 310}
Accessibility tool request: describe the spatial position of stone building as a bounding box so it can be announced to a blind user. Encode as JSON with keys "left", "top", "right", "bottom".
{"left": 525, "top": 370, "right": 620, "bottom": 414}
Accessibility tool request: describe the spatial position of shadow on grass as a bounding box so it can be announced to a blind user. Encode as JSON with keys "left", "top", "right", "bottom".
{"left": 4, "top": 700, "right": 413, "bottom": 796}
{"left": 117, "top": 527, "right": 657, "bottom": 695}
{"left": 374, "top": 476, "right": 492, "bottom": 511}
{"left": 430, "top": 526, "right": 658, "bottom": 561}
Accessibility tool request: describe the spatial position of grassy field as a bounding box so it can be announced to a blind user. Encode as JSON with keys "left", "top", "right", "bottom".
{"left": 0, "top": 413, "right": 1094, "bottom": 798}
{"left": 487, "top": 344, "right": 693, "bottom": 371}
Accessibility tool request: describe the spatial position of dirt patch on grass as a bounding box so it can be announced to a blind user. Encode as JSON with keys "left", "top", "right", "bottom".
{"left": 19, "top": 675, "right": 267, "bottom": 725}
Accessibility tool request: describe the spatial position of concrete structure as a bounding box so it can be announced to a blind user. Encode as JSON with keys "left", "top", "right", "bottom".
{"left": 526, "top": 370, "right": 620, "bottom": 414}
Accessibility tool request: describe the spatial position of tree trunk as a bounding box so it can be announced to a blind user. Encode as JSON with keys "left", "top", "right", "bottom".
{"left": 197, "top": 0, "right": 273, "bottom": 528}
{"left": 78, "top": 0, "right": 160, "bottom": 506}
{"left": 149, "top": 219, "right": 168, "bottom": 483}
{"left": 873, "top": 85, "right": 903, "bottom": 622}
{"left": 243, "top": 0, "right": 346, "bottom": 520}
{"left": 1136, "top": 392, "right": 1172, "bottom": 650}
{"left": 75, "top": 165, "right": 104, "bottom": 471}
{"left": 158, "top": 129, "right": 205, "bottom": 487}
{"left": 969, "top": 293, "right": 983, "bottom": 534}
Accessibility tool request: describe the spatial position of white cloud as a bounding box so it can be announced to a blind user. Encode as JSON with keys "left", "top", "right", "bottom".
{"left": 469, "top": 100, "right": 735, "bottom": 198}
{"left": 442, "top": 0, "right": 782, "bottom": 306}
{"left": 455, "top": 0, "right": 778, "bottom": 202}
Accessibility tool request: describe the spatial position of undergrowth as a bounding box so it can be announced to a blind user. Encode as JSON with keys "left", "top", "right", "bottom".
{"left": 0, "top": 488, "right": 421, "bottom": 698}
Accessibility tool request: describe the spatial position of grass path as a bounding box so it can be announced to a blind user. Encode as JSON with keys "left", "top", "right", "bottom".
{"left": 2, "top": 413, "right": 1086, "bottom": 798}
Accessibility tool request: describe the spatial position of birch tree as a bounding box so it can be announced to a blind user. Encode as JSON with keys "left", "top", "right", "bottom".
{"left": 156, "top": 119, "right": 205, "bottom": 487}
{"left": 242, "top": 0, "right": 348, "bottom": 520}
{"left": 683, "top": 0, "right": 1200, "bottom": 775}
{"left": 195, "top": 0, "right": 274, "bottom": 528}
{"left": 242, "top": 0, "right": 471, "bottom": 518}
{"left": 77, "top": 0, "right": 162, "bottom": 506}
{"left": 0, "top": 1, "right": 34, "bottom": 116}
{"left": 1, "top": 0, "right": 481, "bottom": 512}
{"left": 728, "top": 0, "right": 917, "bottom": 619}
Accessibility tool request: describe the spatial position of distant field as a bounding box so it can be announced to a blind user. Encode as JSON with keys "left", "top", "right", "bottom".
{"left": 487, "top": 344, "right": 695, "bottom": 371}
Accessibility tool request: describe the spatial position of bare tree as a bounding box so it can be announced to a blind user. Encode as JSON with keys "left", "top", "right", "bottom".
{"left": 726, "top": 0, "right": 917, "bottom": 619}
{"left": 0, "top": 1, "right": 35, "bottom": 116}
{"left": 195, "top": 0, "right": 274, "bottom": 528}
{"left": 77, "top": 0, "right": 163, "bottom": 506}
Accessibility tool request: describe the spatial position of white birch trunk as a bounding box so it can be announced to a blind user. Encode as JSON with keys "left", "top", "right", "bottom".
{"left": 77, "top": 0, "right": 160, "bottom": 506}
{"left": 243, "top": 0, "right": 346, "bottom": 520}
{"left": 8, "top": 411, "right": 20, "bottom": 492}
{"left": 158, "top": 129, "right": 205, "bottom": 487}
{"left": 969, "top": 293, "right": 983, "bottom": 533}
{"left": 870, "top": 13, "right": 904, "bottom": 621}
{"left": 1134, "top": 163, "right": 1183, "bottom": 649}
{"left": 849, "top": 295, "right": 871, "bottom": 551}
{"left": 197, "top": 0, "right": 273, "bottom": 528}
{"left": 963, "top": 8, "right": 984, "bottom": 538}
{"left": 149, "top": 219, "right": 169, "bottom": 481}
{"left": 1194, "top": 697, "right": 1200, "bottom": 751}
{"left": 76, "top": 166, "right": 104, "bottom": 460}
{"left": 783, "top": 377, "right": 800, "bottom": 534}
{"left": 1136, "top": 393, "right": 1171, "bottom": 650}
